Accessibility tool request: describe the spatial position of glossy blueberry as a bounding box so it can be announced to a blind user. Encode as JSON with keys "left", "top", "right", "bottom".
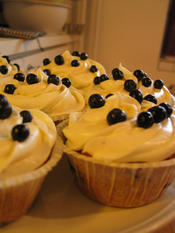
{"left": 0, "top": 103, "right": 12, "bottom": 119}
{"left": 100, "top": 74, "right": 109, "bottom": 82}
{"left": 26, "top": 73, "right": 39, "bottom": 85}
{"left": 14, "top": 63, "right": 20, "bottom": 71}
{"left": 71, "top": 59, "right": 80, "bottom": 67}
{"left": 20, "top": 110, "right": 33, "bottom": 123}
{"left": 14, "top": 73, "right": 25, "bottom": 82}
{"left": 133, "top": 69, "right": 146, "bottom": 81}
{"left": 142, "top": 77, "right": 152, "bottom": 87}
{"left": 159, "top": 103, "right": 173, "bottom": 117}
{"left": 94, "top": 76, "right": 101, "bottom": 85}
{"left": 105, "top": 93, "right": 114, "bottom": 99}
{"left": 148, "top": 106, "right": 167, "bottom": 123}
{"left": 54, "top": 55, "right": 64, "bottom": 65}
{"left": 72, "top": 51, "right": 80, "bottom": 57}
{"left": 154, "top": 79, "right": 164, "bottom": 89}
{"left": 107, "top": 108, "right": 127, "bottom": 125}
{"left": 124, "top": 79, "right": 137, "bottom": 92}
{"left": 112, "top": 68, "right": 124, "bottom": 80}
{"left": 2, "top": 55, "right": 10, "bottom": 63}
{"left": 47, "top": 74, "right": 59, "bottom": 85}
{"left": 80, "top": 52, "right": 88, "bottom": 60}
{"left": 143, "top": 94, "right": 157, "bottom": 104}
{"left": 0, "top": 94, "right": 8, "bottom": 107}
{"left": 62, "top": 78, "right": 71, "bottom": 88}
{"left": 90, "top": 65, "right": 98, "bottom": 73}
{"left": 43, "top": 58, "right": 51, "bottom": 66}
{"left": 43, "top": 69, "right": 51, "bottom": 76}
{"left": 12, "top": 124, "right": 29, "bottom": 142}
{"left": 88, "top": 94, "right": 105, "bottom": 108}
{"left": 129, "top": 89, "right": 143, "bottom": 104}
{"left": 4, "top": 84, "right": 16, "bottom": 94}
{"left": 0, "top": 65, "right": 8, "bottom": 75}
{"left": 137, "top": 111, "right": 154, "bottom": 128}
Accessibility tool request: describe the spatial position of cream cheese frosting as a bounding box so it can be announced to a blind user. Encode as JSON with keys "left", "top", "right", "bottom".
{"left": 0, "top": 99, "right": 56, "bottom": 178}
{"left": 63, "top": 67, "right": 175, "bottom": 163}
{"left": 42, "top": 50, "right": 106, "bottom": 90}
{"left": 0, "top": 68, "right": 85, "bottom": 121}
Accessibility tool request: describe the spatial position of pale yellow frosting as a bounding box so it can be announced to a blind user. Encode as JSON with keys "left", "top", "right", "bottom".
{"left": 0, "top": 68, "right": 85, "bottom": 121}
{"left": 0, "top": 106, "right": 56, "bottom": 178}
{"left": 63, "top": 65, "right": 175, "bottom": 163}
{"left": 42, "top": 50, "right": 106, "bottom": 90}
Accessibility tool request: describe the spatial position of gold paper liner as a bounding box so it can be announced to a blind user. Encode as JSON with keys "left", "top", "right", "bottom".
{"left": 58, "top": 120, "right": 175, "bottom": 208}
{"left": 0, "top": 127, "right": 63, "bottom": 225}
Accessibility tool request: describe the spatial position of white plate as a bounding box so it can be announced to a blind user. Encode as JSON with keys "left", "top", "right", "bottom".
{"left": 2, "top": 157, "right": 175, "bottom": 233}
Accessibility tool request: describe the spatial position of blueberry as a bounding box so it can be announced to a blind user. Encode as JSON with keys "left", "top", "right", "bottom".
{"left": 148, "top": 106, "right": 167, "bottom": 123}
{"left": 43, "top": 69, "right": 51, "bottom": 76}
{"left": 72, "top": 51, "right": 80, "bottom": 57}
{"left": 80, "top": 52, "right": 88, "bottom": 60}
{"left": 0, "top": 65, "right": 8, "bottom": 75}
{"left": 26, "top": 73, "right": 39, "bottom": 85}
{"left": 4, "top": 84, "right": 16, "bottom": 94}
{"left": 0, "top": 94, "right": 8, "bottom": 106}
{"left": 14, "top": 73, "right": 25, "bottom": 82}
{"left": 100, "top": 74, "right": 109, "bottom": 82}
{"left": 137, "top": 111, "right": 154, "bottom": 128}
{"left": 90, "top": 65, "right": 98, "bottom": 73}
{"left": 159, "top": 103, "right": 173, "bottom": 117}
{"left": 107, "top": 108, "right": 127, "bottom": 125}
{"left": 12, "top": 124, "right": 29, "bottom": 142}
{"left": 2, "top": 55, "right": 10, "bottom": 63}
{"left": 112, "top": 68, "right": 124, "bottom": 80}
{"left": 62, "top": 78, "right": 71, "bottom": 88}
{"left": 54, "top": 55, "right": 64, "bottom": 65}
{"left": 88, "top": 94, "right": 105, "bottom": 108}
{"left": 71, "top": 59, "right": 80, "bottom": 67}
{"left": 47, "top": 74, "right": 59, "bottom": 85}
{"left": 154, "top": 79, "right": 164, "bottom": 89}
{"left": 105, "top": 93, "right": 114, "bottom": 99}
{"left": 129, "top": 89, "right": 143, "bottom": 104}
{"left": 14, "top": 63, "right": 20, "bottom": 71}
{"left": 43, "top": 58, "right": 51, "bottom": 66}
{"left": 20, "top": 110, "right": 33, "bottom": 123}
{"left": 124, "top": 80, "right": 137, "bottom": 92}
{"left": 94, "top": 76, "right": 101, "bottom": 85}
{"left": 0, "top": 103, "right": 12, "bottom": 119}
{"left": 143, "top": 94, "right": 157, "bottom": 104}
{"left": 133, "top": 69, "right": 146, "bottom": 81}
{"left": 142, "top": 77, "right": 152, "bottom": 87}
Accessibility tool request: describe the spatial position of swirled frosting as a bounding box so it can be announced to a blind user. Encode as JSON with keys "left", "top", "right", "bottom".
{"left": 42, "top": 50, "right": 106, "bottom": 90}
{"left": 63, "top": 66, "right": 175, "bottom": 163}
{"left": 0, "top": 68, "right": 85, "bottom": 121}
{"left": 0, "top": 105, "right": 56, "bottom": 178}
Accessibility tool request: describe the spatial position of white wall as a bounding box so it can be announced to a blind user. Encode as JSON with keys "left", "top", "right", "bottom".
{"left": 85, "top": 0, "right": 174, "bottom": 86}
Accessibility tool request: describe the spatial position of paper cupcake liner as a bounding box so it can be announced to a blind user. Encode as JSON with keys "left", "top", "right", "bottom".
{"left": 0, "top": 128, "right": 63, "bottom": 225}
{"left": 58, "top": 120, "right": 175, "bottom": 208}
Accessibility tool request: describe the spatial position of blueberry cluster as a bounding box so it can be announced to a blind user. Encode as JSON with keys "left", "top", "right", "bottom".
{"left": 14, "top": 73, "right": 25, "bottom": 82}
{"left": 112, "top": 68, "right": 124, "bottom": 80}
{"left": 94, "top": 74, "right": 109, "bottom": 85}
{"left": 0, "top": 95, "right": 31, "bottom": 142}
{"left": 137, "top": 103, "right": 173, "bottom": 128}
{"left": 72, "top": 51, "right": 88, "bottom": 61}
{"left": 0, "top": 65, "right": 8, "bottom": 75}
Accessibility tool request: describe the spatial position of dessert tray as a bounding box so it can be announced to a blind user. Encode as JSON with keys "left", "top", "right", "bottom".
{"left": 2, "top": 156, "right": 175, "bottom": 233}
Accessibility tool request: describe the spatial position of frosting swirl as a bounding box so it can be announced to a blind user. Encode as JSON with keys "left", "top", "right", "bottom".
{"left": 63, "top": 66, "right": 175, "bottom": 163}
{"left": 0, "top": 104, "right": 56, "bottom": 178}
{"left": 0, "top": 68, "right": 85, "bottom": 121}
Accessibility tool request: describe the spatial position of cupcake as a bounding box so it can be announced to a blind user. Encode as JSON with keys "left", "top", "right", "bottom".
{"left": 0, "top": 67, "right": 85, "bottom": 122}
{"left": 60, "top": 69, "right": 175, "bottom": 208}
{"left": 41, "top": 50, "right": 106, "bottom": 93}
{"left": 0, "top": 94, "right": 62, "bottom": 224}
